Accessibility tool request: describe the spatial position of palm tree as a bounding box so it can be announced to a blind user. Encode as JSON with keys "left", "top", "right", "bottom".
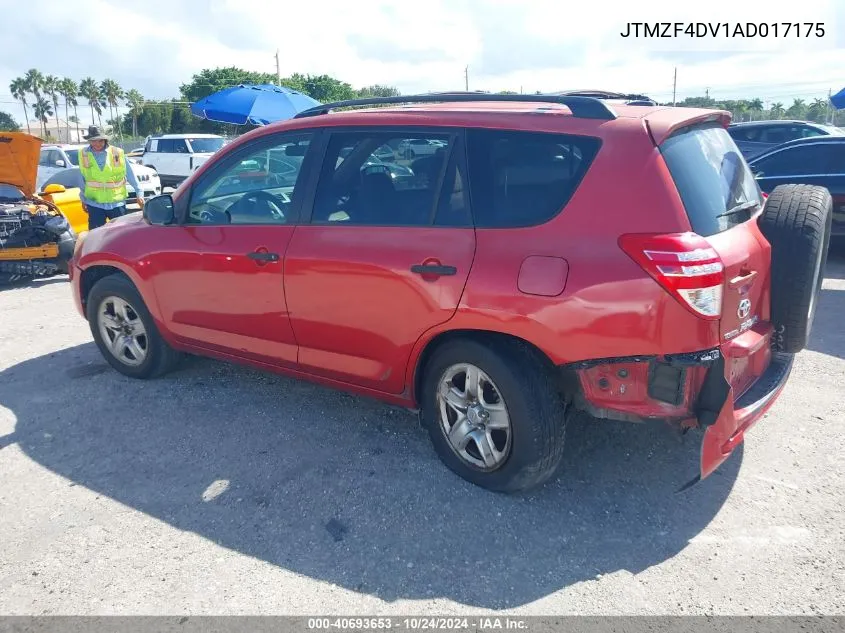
{"left": 733, "top": 101, "right": 749, "bottom": 123}
{"left": 43, "top": 75, "right": 62, "bottom": 141}
{"left": 748, "top": 98, "right": 763, "bottom": 121}
{"left": 79, "top": 77, "right": 102, "bottom": 126}
{"left": 58, "top": 78, "right": 79, "bottom": 140}
{"left": 32, "top": 96, "right": 53, "bottom": 137}
{"left": 807, "top": 98, "right": 829, "bottom": 123}
{"left": 24, "top": 69, "right": 45, "bottom": 135}
{"left": 100, "top": 79, "right": 124, "bottom": 139}
{"left": 9, "top": 78, "right": 30, "bottom": 133}
{"left": 125, "top": 89, "right": 144, "bottom": 138}
{"left": 785, "top": 98, "right": 807, "bottom": 120}
{"left": 770, "top": 102, "right": 785, "bottom": 119}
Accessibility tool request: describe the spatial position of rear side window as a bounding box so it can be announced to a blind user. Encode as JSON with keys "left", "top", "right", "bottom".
{"left": 466, "top": 129, "right": 600, "bottom": 228}
{"left": 753, "top": 144, "right": 838, "bottom": 177}
{"left": 660, "top": 122, "right": 763, "bottom": 237}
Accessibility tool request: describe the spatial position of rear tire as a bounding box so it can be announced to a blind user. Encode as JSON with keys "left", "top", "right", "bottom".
{"left": 757, "top": 184, "right": 832, "bottom": 353}
{"left": 87, "top": 273, "right": 181, "bottom": 379}
{"left": 420, "top": 338, "right": 567, "bottom": 493}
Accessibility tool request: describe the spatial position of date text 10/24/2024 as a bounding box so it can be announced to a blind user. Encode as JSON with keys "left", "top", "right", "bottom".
{"left": 307, "top": 618, "right": 527, "bottom": 630}
{"left": 620, "top": 22, "right": 825, "bottom": 38}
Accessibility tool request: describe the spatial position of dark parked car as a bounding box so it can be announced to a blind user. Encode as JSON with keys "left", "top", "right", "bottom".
{"left": 728, "top": 120, "right": 844, "bottom": 159}
{"left": 749, "top": 136, "right": 845, "bottom": 235}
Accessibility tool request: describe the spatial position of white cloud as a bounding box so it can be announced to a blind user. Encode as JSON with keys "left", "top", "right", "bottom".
{"left": 1, "top": 0, "right": 843, "bottom": 115}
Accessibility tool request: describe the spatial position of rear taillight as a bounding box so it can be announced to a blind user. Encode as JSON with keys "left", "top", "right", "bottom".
{"left": 619, "top": 232, "right": 724, "bottom": 320}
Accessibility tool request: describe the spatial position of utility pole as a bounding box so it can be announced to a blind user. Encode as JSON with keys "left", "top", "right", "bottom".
{"left": 705, "top": 86, "right": 710, "bottom": 100}
{"left": 465, "top": 66, "right": 469, "bottom": 92}
{"left": 672, "top": 67, "right": 677, "bottom": 106}
{"left": 275, "top": 49, "right": 281, "bottom": 86}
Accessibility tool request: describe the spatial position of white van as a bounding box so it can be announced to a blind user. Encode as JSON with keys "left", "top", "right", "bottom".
{"left": 138, "top": 134, "right": 225, "bottom": 187}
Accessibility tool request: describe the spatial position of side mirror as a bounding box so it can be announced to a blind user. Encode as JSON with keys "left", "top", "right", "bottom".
{"left": 143, "top": 194, "right": 175, "bottom": 226}
{"left": 43, "top": 183, "right": 66, "bottom": 194}
{"left": 55, "top": 159, "right": 66, "bottom": 167}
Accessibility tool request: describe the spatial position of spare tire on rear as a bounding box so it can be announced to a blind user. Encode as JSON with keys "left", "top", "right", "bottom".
{"left": 757, "top": 184, "right": 832, "bottom": 353}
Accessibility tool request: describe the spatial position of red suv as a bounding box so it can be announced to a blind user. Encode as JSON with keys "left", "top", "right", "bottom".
{"left": 69, "top": 94, "right": 833, "bottom": 492}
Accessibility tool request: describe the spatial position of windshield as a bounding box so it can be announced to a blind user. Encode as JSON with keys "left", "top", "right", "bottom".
{"left": 187, "top": 138, "right": 224, "bottom": 153}
{"left": 0, "top": 184, "right": 25, "bottom": 201}
{"left": 660, "top": 122, "right": 763, "bottom": 237}
{"left": 64, "top": 150, "right": 80, "bottom": 166}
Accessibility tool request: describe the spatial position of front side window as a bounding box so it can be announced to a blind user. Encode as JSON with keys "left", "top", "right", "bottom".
{"left": 187, "top": 133, "right": 312, "bottom": 225}
{"left": 311, "top": 131, "right": 468, "bottom": 226}
{"left": 466, "top": 129, "right": 600, "bottom": 228}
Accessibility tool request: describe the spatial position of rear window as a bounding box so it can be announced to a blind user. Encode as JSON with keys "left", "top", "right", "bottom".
{"left": 466, "top": 129, "right": 600, "bottom": 228}
{"left": 660, "top": 122, "right": 763, "bottom": 237}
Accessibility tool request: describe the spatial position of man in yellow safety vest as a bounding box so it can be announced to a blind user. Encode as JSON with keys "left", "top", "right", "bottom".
{"left": 78, "top": 125, "right": 144, "bottom": 230}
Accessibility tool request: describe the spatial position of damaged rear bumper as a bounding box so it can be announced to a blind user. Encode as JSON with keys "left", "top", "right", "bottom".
{"left": 699, "top": 349, "right": 794, "bottom": 480}
{"left": 564, "top": 323, "right": 793, "bottom": 485}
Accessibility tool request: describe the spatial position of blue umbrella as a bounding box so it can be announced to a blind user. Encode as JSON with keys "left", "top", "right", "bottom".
{"left": 190, "top": 84, "right": 322, "bottom": 126}
{"left": 830, "top": 87, "right": 845, "bottom": 110}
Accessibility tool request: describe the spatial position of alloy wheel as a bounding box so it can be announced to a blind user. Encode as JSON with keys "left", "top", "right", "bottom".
{"left": 436, "top": 363, "right": 512, "bottom": 471}
{"left": 97, "top": 296, "right": 149, "bottom": 367}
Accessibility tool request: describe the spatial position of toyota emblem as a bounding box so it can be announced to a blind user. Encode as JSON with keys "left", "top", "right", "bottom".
{"left": 737, "top": 298, "right": 752, "bottom": 319}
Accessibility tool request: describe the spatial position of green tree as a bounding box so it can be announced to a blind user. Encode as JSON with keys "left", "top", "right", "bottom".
{"left": 32, "top": 95, "right": 53, "bottom": 137}
{"left": 9, "top": 77, "right": 30, "bottom": 134}
{"left": 100, "top": 79, "right": 124, "bottom": 138}
{"left": 79, "top": 77, "right": 102, "bottom": 126}
{"left": 136, "top": 101, "right": 173, "bottom": 136}
{"left": 770, "top": 102, "right": 785, "bottom": 119}
{"left": 0, "top": 111, "right": 20, "bottom": 131}
{"left": 785, "top": 98, "right": 807, "bottom": 119}
{"left": 169, "top": 100, "right": 192, "bottom": 133}
{"left": 58, "top": 78, "right": 79, "bottom": 141}
{"left": 356, "top": 84, "right": 401, "bottom": 98}
{"left": 733, "top": 100, "right": 749, "bottom": 123}
{"left": 748, "top": 98, "right": 763, "bottom": 121}
{"left": 125, "top": 89, "right": 144, "bottom": 138}
{"left": 807, "top": 98, "right": 829, "bottom": 123}
{"left": 179, "top": 66, "right": 277, "bottom": 102}
{"left": 43, "top": 75, "right": 62, "bottom": 140}
{"left": 24, "top": 68, "right": 45, "bottom": 135}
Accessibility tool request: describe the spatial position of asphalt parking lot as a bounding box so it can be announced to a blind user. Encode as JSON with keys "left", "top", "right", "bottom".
{"left": 1, "top": 250, "right": 844, "bottom": 616}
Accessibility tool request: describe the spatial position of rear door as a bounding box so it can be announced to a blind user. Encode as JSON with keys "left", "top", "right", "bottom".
{"left": 660, "top": 123, "right": 770, "bottom": 374}
{"left": 284, "top": 127, "right": 476, "bottom": 393}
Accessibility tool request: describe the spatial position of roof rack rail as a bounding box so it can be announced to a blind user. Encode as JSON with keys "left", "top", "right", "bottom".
{"left": 552, "top": 90, "right": 657, "bottom": 106}
{"left": 292, "top": 92, "right": 618, "bottom": 121}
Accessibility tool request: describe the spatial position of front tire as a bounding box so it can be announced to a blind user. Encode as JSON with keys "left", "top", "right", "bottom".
{"left": 87, "top": 273, "right": 181, "bottom": 379}
{"left": 420, "top": 339, "right": 567, "bottom": 493}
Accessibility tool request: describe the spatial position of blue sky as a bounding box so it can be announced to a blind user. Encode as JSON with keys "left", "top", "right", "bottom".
{"left": 1, "top": 0, "right": 843, "bottom": 121}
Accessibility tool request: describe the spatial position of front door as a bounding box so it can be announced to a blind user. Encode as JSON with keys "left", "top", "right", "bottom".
{"left": 148, "top": 131, "right": 316, "bottom": 367}
{"left": 284, "top": 129, "right": 476, "bottom": 393}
